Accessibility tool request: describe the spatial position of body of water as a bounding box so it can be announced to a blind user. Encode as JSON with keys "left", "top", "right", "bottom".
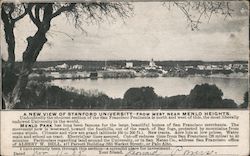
{"left": 51, "top": 77, "right": 248, "bottom": 104}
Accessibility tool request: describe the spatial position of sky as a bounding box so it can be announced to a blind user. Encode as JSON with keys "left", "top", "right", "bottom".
{"left": 1, "top": 1, "right": 249, "bottom": 61}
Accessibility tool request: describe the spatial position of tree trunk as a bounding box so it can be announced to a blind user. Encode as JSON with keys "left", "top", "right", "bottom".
{"left": 2, "top": 27, "right": 18, "bottom": 109}
{"left": 3, "top": 74, "right": 29, "bottom": 109}
{"left": 1, "top": 8, "right": 17, "bottom": 109}
{"left": 2, "top": 4, "right": 52, "bottom": 109}
{"left": 1, "top": 8, "right": 16, "bottom": 69}
{"left": 3, "top": 28, "right": 49, "bottom": 109}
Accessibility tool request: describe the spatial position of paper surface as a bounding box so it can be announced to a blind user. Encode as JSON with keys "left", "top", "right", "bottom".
{"left": 1, "top": 0, "right": 249, "bottom": 155}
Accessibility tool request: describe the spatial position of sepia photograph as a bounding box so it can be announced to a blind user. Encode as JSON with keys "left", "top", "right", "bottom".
{"left": 1, "top": 1, "right": 250, "bottom": 155}
{"left": 1, "top": 0, "right": 249, "bottom": 109}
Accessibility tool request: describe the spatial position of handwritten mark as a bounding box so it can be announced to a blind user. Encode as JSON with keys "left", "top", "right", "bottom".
{"left": 171, "top": 146, "right": 218, "bottom": 156}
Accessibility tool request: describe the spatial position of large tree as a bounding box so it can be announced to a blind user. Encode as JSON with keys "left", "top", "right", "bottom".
{"left": 1, "top": 2, "right": 132, "bottom": 109}
{"left": 1, "top": 1, "right": 233, "bottom": 109}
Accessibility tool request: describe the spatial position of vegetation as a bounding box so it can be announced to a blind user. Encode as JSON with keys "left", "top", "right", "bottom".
{"left": 1, "top": 2, "right": 133, "bottom": 109}
{"left": 187, "top": 84, "right": 224, "bottom": 108}
{"left": 239, "top": 92, "right": 248, "bottom": 108}
{"left": 4, "top": 82, "right": 246, "bottom": 109}
{"left": 123, "top": 87, "right": 158, "bottom": 109}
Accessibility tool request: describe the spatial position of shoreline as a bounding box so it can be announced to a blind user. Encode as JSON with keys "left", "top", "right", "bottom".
{"left": 31, "top": 73, "right": 248, "bottom": 81}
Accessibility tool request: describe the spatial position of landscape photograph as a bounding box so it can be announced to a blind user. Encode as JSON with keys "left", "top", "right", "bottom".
{"left": 1, "top": 1, "right": 249, "bottom": 109}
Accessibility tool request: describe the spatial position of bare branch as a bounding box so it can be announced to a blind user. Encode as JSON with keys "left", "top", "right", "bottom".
{"left": 63, "top": 2, "right": 133, "bottom": 31}
{"left": 49, "top": 29, "right": 75, "bottom": 40}
{"left": 34, "top": 4, "right": 42, "bottom": 22}
{"left": 26, "top": 4, "right": 41, "bottom": 27}
{"left": 51, "top": 3, "right": 76, "bottom": 19}
{"left": 165, "top": 1, "right": 234, "bottom": 31}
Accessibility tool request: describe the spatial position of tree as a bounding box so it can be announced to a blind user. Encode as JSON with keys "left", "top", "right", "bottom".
{"left": 244, "top": 91, "right": 248, "bottom": 103}
{"left": 185, "top": 83, "right": 237, "bottom": 108}
{"left": 123, "top": 87, "right": 158, "bottom": 109}
{"left": 239, "top": 91, "right": 248, "bottom": 108}
{"left": 1, "top": 2, "right": 133, "bottom": 109}
{"left": 2, "top": 4, "right": 28, "bottom": 109}
{"left": 221, "top": 99, "right": 237, "bottom": 108}
{"left": 187, "top": 83, "right": 224, "bottom": 108}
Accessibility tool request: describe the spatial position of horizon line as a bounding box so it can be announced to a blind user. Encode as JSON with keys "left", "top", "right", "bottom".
{"left": 30, "top": 59, "right": 249, "bottom": 62}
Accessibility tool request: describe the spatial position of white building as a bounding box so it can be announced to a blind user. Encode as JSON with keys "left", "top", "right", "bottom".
{"left": 185, "top": 66, "right": 194, "bottom": 69}
{"left": 205, "top": 65, "right": 212, "bottom": 70}
{"left": 185, "top": 66, "right": 194, "bottom": 71}
{"left": 197, "top": 65, "right": 205, "bottom": 70}
{"left": 45, "top": 66, "right": 56, "bottom": 71}
{"left": 149, "top": 59, "right": 156, "bottom": 67}
{"left": 55, "top": 63, "right": 69, "bottom": 69}
{"left": 126, "top": 62, "right": 133, "bottom": 68}
{"left": 72, "top": 64, "right": 83, "bottom": 70}
{"left": 224, "top": 65, "right": 232, "bottom": 70}
{"left": 211, "top": 65, "right": 223, "bottom": 70}
{"left": 144, "top": 59, "right": 158, "bottom": 70}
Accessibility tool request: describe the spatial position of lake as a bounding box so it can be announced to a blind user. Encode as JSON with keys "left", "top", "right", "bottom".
{"left": 51, "top": 76, "right": 248, "bottom": 104}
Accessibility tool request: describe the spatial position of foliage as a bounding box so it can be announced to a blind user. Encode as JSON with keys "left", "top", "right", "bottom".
{"left": 187, "top": 83, "right": 225, "bottom": 108}
{"left": 13, "top": 83, "right": 241, "bottom": 109}
{"left": 221, "top": 99, "right": 238, "bottom": 108}
{"left": 239, "top": 91, "right": 248, "bottom": 108}
{"left": 123, "top": 87, "right": 158, "bottom": 109}
{"left": 244, "top": 91, "right": 248, "bottom": 103}
{"left": 16, "top": 80, "right": 121, "bottom": 109}
{"left": 162, "top": 95, "right": 187, "bottom": 109}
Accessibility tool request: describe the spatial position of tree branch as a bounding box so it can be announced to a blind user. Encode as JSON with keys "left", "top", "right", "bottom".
{"left": 51, "top": 3, "right": 76, "bottom": 19}
{"left": 34, "top": 4, "right": 41, "bottom": 22}
{"left": 26, "top": 4, "right": 41, "bottom": 27}
{"left": 1, "top": 6, "right": 15, "bottom": 65}
{"left": 43, "top": 3, "right": 53, "bottom": 21}
{"left": 8, "top": 4, "right": 15, "bottom": 21}
{"left": 169, "top": 1, "right": 234, "bottom": 30}
{"left": 13, "top": 10, "right": 27, "bottom": 22}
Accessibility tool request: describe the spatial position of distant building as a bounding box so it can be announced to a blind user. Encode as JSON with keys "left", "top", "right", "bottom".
{"left": 145, "top": 59, "right": 158, "bottom": 70}
{"left": 197, "top": 65, "right": 205, "bottom": 70}
{"left": 72, "top": 64, "right": 83, "bottom": 70}
{"left": 149, "top": 59, "right": 156, "bottom": 67}
{"left": 206, "top": 65, "right": 212, "bottom": 70}
{"left": 211, "top": 65, "right": 223, "bottom": 70}
{"left": 126, "top": 62, "right": 133, "bottom": 68}
{"left": 184, "top": 66, "right": 194, "bottom": 71}
{"left": 185, "top": 66, "right": 194, "bottom": 69}
{"left": 50, "top": 72, "right": 60, "bottom": 78}
{"left": 45, "top": 66, "right": 56, "bottom": 71}
{"left": 233, "top": 64, "right": 241, "bottom": 68}
{"left": 55, "top": 63, "right": 69, "bottom": 69}
{"left": 224, "top": 64, "right": 233, "bottom": 70}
